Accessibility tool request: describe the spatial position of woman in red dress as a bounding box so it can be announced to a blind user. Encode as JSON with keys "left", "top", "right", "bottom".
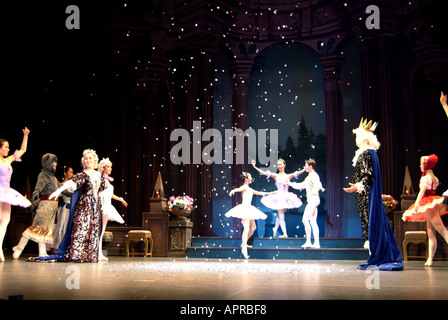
{"left": 402, "top": 154, "right": 448, "bottom": 266}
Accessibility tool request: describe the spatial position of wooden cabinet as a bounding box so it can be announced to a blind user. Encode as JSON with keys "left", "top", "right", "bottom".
{"left": 142, "top": 211, "right": 169, "bottom": 257}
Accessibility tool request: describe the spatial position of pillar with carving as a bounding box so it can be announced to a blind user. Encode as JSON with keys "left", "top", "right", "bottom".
{"left": 228, "top": 59, "right": 254, "bottom": 233}
{"left": 320, "top": 54, "right": 345, "bottom": 238}
{"left": 181, "top": 46, "right": 216, "bottom": 236}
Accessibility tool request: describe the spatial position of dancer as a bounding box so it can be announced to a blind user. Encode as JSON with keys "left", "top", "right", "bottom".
{"left": 0, "top": 127, "right": 31, "bottom": 262}
{"left": 290, "top": 159, "right": 324, "bottom": 248}
{"left": 440, "top": 91, "right": 448, "bottom": 117}
{"left": 29, "top": 149, "right": 106, "bottom": 262}
{"left": 444, "top": 189, "right": 448, "bottom": 206}
{"left": 13, "top": 153, "right": 63, "bottom": 259}
{"left": 252, "top": 159, "right": 304, "bottom": 238}
{"left": 402, "top": 154, "right": 448, "bottom": 266}
{"left": 53, "top": 166, "right": 73, "bottom": 249}
{"left": 344, "top": 119, "right": 377, "bottom": 249}
{"left": 97, "top": 158, "right": 127, "bottom": 261}
{"left": 225, "top": 172, "right": 269, "bottom": 259}
{"left": 344, "top": 118, "right": 403, "bottom": 271}
{"left": 440, "top": 92, "right": 448, "bottom": 199}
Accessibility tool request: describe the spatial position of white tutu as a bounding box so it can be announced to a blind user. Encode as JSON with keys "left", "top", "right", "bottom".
{"left": 260, "top": 181, "right": 302, "bottom": 210}
{"left": 103, "top": 203, "right": 125, "bottom": 223}
{"left": 100, "top": 181, "right": 125, "bottom": 224}
{"left": 260, "top": 191, "right": 302, "bottom": 210}
{"left": 0, "top": 186, "right": 31, "bottom": 207}
{"left": 225, "top": 204, "right": 267, "bottom": 220}
{"left": 225, "top": 186, "right": 268, "bottom": 220}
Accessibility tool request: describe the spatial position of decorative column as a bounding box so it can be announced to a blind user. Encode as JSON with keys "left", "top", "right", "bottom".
{"left": 412, "top": 44, "right": 448, "bottom": 181}
{"left": 134, "top": 59, "right": 172, "bottom": 212}
{"left": 351, "top": 0, "right": 402, "bottom": 197}
{"left": 228, "top": 59, "right": 253, "bottom": 185}
{"left": 319, "top": 54, "right": 345, "bottom": 238}
{"left": 359, "top": 34, "right": 402, "bottom": 196}
{"left": 227, "top": 59, "right": 254, "bottom": 233}
{"left": 173, "top": 0, "right": 227, "bottom": 236}
{"left": 179, "top": 45, "right": 217, "bottom": 236}
{"left": 358, "top": 38, "right": 379, "bottom": 122}
{"left": 376, "top": 35, "right": 400, "bottom": 196}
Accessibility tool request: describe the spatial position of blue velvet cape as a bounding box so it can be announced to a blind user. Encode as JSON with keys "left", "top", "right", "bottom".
{"left": 359, "top": 150, "right": 404, "bottom": 271}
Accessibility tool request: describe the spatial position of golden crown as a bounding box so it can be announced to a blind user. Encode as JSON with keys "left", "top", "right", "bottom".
{"left": 358, "top": 117, "right": 378, "bottom": 132}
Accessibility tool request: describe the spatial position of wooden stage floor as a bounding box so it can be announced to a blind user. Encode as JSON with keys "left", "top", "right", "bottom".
{"left": 1, "top": 256, "right": 447, "bottom": 301}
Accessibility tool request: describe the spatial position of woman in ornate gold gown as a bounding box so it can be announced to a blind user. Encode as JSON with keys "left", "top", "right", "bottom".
{"left": 29, "top": 149, "right": 105, "bottom": 263}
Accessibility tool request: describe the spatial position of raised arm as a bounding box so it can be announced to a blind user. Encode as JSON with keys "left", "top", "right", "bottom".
{"left": 49, "top": 180, "right": 76, "bottom": 200}
{"left": 441, "top": 91, "right": 448, "bottom": 118}
{"left": 251, "top": 160, "right": 274, "bottom": 177}
{"left": 229, "top": 185, "right": 246, "bottom": 196}
{"left": 288, "top": 168, "right": 305, "bottom": 180}
{"left": 6, "top": 127, "right": 30, "bottom": 164}
{"left": 251, "top": 188, "right": 272, "bottom": 196}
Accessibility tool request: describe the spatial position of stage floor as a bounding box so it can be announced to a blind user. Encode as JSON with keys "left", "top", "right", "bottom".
{"left": 1, "top": 255, "right": 447, "bottom": 301}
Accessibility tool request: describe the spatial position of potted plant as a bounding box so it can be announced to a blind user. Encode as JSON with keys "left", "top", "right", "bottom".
{"left": 168, "top": 195, "right": 195, "bottom": 219}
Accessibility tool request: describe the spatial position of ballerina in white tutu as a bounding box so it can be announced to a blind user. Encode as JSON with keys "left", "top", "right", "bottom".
{"left": 252, "top": 159, "right": 304, "bottom": 238}
{"left": 0, "top": 127, "right": 31, "bottom": 262}
{"left": 98, "top": 158, "right": 127, "bottom": 261}
{"left": 225, "top": 172, "right": 270, "bottom": 259}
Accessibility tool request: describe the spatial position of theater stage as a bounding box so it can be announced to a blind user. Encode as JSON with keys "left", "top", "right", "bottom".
{"left": 1, "top": 256, "right": 447, "bottom": 301}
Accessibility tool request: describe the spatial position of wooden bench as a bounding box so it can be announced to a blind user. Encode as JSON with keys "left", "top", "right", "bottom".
{"left": 126, "top": 230, "right": 153, "bottom": 257}
{"left": 403, "top": 231, "right": 428, "bottom": 261}
{"left": 102, "top": 231, "right": 113, "bottom": 243}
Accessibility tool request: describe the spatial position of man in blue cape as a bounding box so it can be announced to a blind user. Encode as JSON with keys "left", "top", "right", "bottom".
{"left": 344, "top": 118, "right": 404, "bottom": 271}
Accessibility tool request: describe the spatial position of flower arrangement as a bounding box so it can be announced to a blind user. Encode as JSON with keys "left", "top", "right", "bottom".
{"left": 168, "top": 195, "right": 194, "bottom": 212}
{"left": 382, "top": 194, "right": 398, "bottom": 210}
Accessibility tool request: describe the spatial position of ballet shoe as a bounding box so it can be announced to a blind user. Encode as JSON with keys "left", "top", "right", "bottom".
{"left": 363, "top": 240, "right": 369, "bottom": 250}
{"left": 301, "top": 242, "right": 312, "bottom": 248}
{"left": 241, "top": 246, "right": 249, "bottom": 259}
{"left": 99, "top": 255, "right": 109, "bottom": 261}
{"left": 0, "top": 251, "right": 4, "bottom": 262}
{"left": 424, "top": 260, "right": 433, "bottom": 267}
{"left": 12, "top": 246, "right": 23, "bottom": 260}
{"left": 311, "top": 243, "right": 320, "bottom": 249}
{"left": 279, "top": 234, "right": 288, "bottom": 238}
{"left": 38, "top": 243, "right": 49, "bottom": 258}
{"left": 13, "top": 237, "right": 30, "bottom": 259}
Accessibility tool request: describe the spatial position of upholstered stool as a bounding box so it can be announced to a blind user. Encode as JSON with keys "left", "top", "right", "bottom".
{"left": 102, "top": 231, "right": 113, "bottom": 243}
{"left": 403, "top": 231, "right": 428, "bottom": 261}
{"left": 126, "top": 230, "right": 153, "bottom": 257}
